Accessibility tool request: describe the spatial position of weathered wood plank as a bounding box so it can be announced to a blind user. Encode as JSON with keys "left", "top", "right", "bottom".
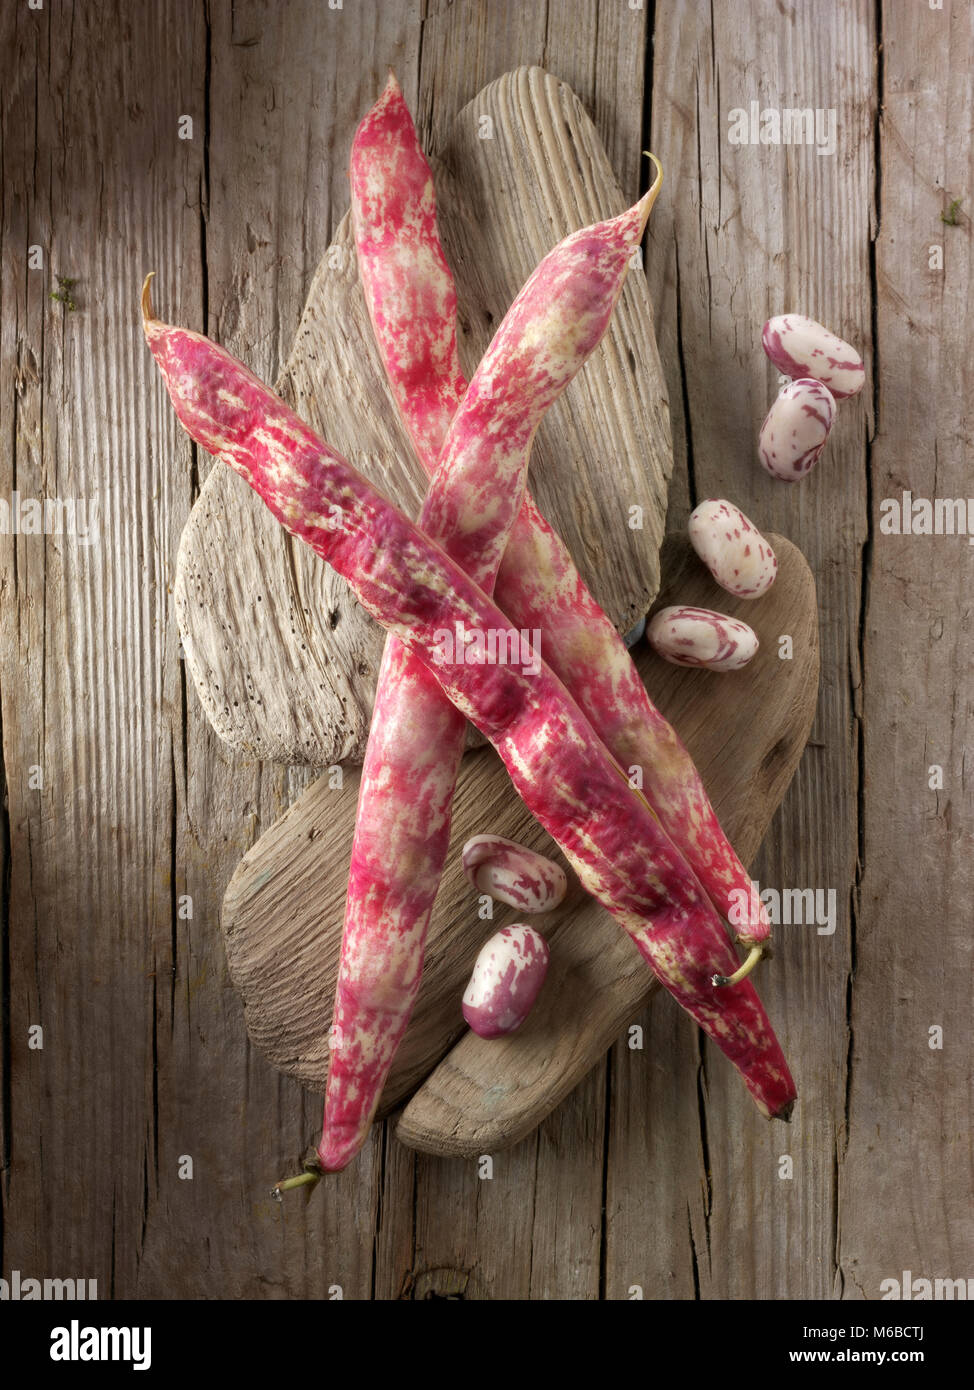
{"left": 148, "top": 0, "right": 412, "bottom": 1300}
{"left": 636, "top": 0, "right": 874, "bottom": 1298}
{"left": 838, "top": 0, "right": 974, "bottom": 1299}
{"left": 0, "top": 0, "right": 213, "bottom": 1293}
{"left": 0, "top": 0, "right": 423, "bottom": 1303}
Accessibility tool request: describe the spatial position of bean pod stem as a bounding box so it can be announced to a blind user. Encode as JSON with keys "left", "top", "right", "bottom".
{"left": 713, "top": 945, "right": 764, "bottom": 988}
{"left": 270, "top": 1169, "right": 321, "bottom": 1199}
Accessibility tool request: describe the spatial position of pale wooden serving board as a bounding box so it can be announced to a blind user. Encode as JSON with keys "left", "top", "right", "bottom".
{"left": 175, "top": 66, "right": 672, "bottom": 767}
{"left": 222, "top": 533, "right": 818, "bottom": 1146}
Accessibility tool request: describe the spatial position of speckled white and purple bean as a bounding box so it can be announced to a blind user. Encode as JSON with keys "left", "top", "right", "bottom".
{"left": 762, "top": 314, "right": 865, "bottom": 400}
{"left": 462, "top": 924, "right": 550, "bottom": 1038}
{"left": 758, "top": 378, "right": 836, "bottom": 481}
{"left": 648, "top": 605, "right": 758, "bottom": 672}
{"left": 462, "top": 834, "right": 568, "bottom": 913}
{"left": 688, "top": 499, "right": 777, "bottom": 599}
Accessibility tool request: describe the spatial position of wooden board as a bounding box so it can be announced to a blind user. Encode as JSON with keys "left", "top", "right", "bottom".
{"left": 174, "top": 65, "right": 673, "bottom": 768}
{"left": 838, "top": 2, "right": 974, "bottom": 1299}
{"left": 222, "top": 533, "right": 817, "bottom": 1135}
{"left": 631, "top": 0, "right": 875, "bottom": 1300}
{"left": 398, "top": 534, "right": 818, "bottom": 1154}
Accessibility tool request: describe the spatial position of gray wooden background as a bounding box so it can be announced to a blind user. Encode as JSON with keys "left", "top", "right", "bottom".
{"left": 1, "top": 0, "right": 971, "bottom": 1300}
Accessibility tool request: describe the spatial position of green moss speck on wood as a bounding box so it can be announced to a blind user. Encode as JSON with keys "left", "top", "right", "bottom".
{"left": 50, "top": 275, "right": 79, "bottom": 310}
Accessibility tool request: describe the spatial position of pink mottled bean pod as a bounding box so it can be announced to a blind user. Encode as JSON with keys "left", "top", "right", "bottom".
{"left": 758, "top": 378, "right": 836, "bottom": 481}
{"left": 312, "top": 79, "right": 661, "bottom": 1172}
{"left": 648, "top": 605, "right": 758, "bottom": 672}
{"left": 349, "top": 78, "right": 776, "bottom": 954}
{"left": 762, "top": 313, "right": 864, "bottom": 400}
{"left": 688, "top": 499, "right": 777, "bottom": 599}
{"left": 143, "top": 284, "right": 797, "bottom": 1138}
{"left": 462, "top": 834, "right": 568, "bottom": 913}
{"left": 462, "top": 924, "right": 550, "bottom": 1038}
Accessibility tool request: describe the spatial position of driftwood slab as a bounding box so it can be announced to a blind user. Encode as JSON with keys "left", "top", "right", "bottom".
{"left": 221, "top": 533, "right": 818, "bottom": 1144}
{"left": 398, "top": 537, "right": 819, "bottom": 1155}
{"left": 175, "top": 66, "right": 672, "bottom": 767}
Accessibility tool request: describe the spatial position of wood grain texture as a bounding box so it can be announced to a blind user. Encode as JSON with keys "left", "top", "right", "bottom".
{"left": 174, "top": 64, "right": 672, "bottom": 768}
{"left": 633, "top": 0, "right": 875, "bottom": 1300}
{"left": 0, "top": 0, "right": 217, "bottom": 1299}
{"left": 839, "top": 1, "right": 974, "bottom": 1299}
{"left": 0, "top": 0, "right": 418, "bottom": 1305}
{"left": 222, "top": 534, "right": 816, "bottom": 1129}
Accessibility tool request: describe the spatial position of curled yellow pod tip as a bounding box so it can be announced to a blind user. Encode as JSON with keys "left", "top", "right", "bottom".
{"left": 141, "top": 271, "right": 157, "bottom": 325}
{"left": 642, "top": 151, "right": 663, "bottom": 197}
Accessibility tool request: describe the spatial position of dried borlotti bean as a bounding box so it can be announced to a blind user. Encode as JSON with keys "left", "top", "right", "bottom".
{"left": 462, "top": 924, "right": 550, "bottom": 1038}
{"left": 462, "top": 834, "right": 568, "bottom": 913}
{"left": 762, "top": 313, "right": 864, "bottom": 400}
{"left": 648, "top": 605, "right": 758, "bottom": 672}
{"left": 688, "top": 499, "right": 777, "bottom": 599}
{"left": 758, "top": 377, "right": 836, "bottom": 481}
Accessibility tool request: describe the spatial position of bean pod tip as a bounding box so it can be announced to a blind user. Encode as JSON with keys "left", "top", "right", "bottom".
{"left": 642, "top": 150, "right": 664, "bottom": 199}
{"left": 141, "top": 271, "right": 156, "bottom": 324}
